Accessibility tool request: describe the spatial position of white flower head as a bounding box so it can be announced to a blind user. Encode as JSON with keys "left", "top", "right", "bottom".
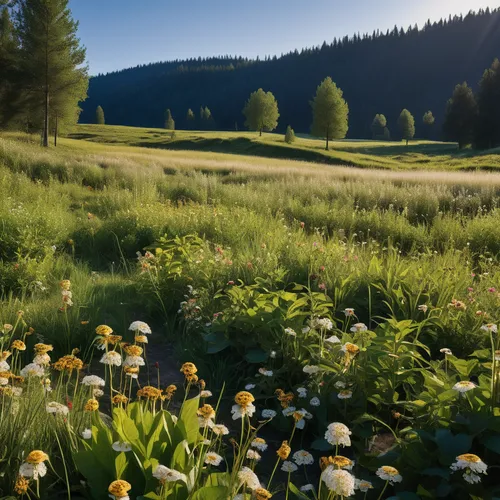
{"left": 325, "top": 335, "right": 341, "bottom": 344}
{"left": 82, "top": 428, "right": 92, "bottom": 439}
{"left": 350, "top": 322, "right": 367, "bottom": 332}
{"left": 376, "top": 465, "right": 402, "bottom": 484}
{"left": 231, "top": 403, "right": 256, "bottom": 420}
{"left": 245, "top": 384, "right": 256, "bottom": 390}
{"left": 453, "top": 381, "right": 476, "bottom": 393}
{"left": 297, "top": 387, "right": 307, "bottom": 398}
{"left": 0, "top": 361, "right": 9, "bottom": 371}
{"left": 251, "top": 438, "right": 268, "bottom": 451}
{"left": 205, "top": 451, "right": 223, "bottom": 466}
{"left": 334, "top": 381, "right": 346, "bottom": 389}
{"left": 123, "top": 355, "right": 145, "bottom": 367}
{"left": 293, "top": 450, "right": 314, "bottom": 466}
{"left": 309, "top": 396, "right": 321, "bottom": 406}
{"left": 246, "top": 449, "right": 261, "bottom": 461}
{"left": 321, "top": 467, "right": 355, "bottom": 496}
{"left": 82, "top": 375, "right": 105, "bottom": 387}
{"left": 200, "top": 390, "right": 212, "bottom": 398}
{"left": 258, "top": 368, "right": 273, "bottom": 377}
{"left": 128, "top": 321, "right": 152, "bottom": 334}
{"left": 325, "top": 422, "right": 351, "bottom": 447}
{"left": 281, "top": 461, "right": 298, "bottom": 472}
{"left": 112, "top": 441, "right": 132, "bottom": 452}
{"left": 300, "top": 484, "right": 315, "bottom": 492}
{"left": 19, "top": 462, "right": 47, "bottom": 480}
{"left": 261, "top": 409, "right": 277, "bottom": 419}
{"left": 480, "top": 323, "right": 497, "bottom": 333}
{"left": 337, "top": 390, "right": 353, "bottom": 400}
{"left": 212, "top": 424, "right": 229, "bottom": 436}
{"left": 343, "top": 308, "right": 355, "bottom": 317}
{"left": 33, "top": 353, "right": 51, "bottom": 366}
{"left": 418, "top": 304, "right": 428, "bottom": 313}
{"left": 46, "top": 401, "right": 69, "bottom": 416}
{"left": 355, "top": 479, "right": 374, "bottom": 492}
{"left": 303, "top": 365, "right": 320, "bottom": 375}
{"left": 285, "top": 327, "right": 297, "bottom": 337}
{"left": 282, "top": 406, "right": 296, "bottom": 417}
{"left": 20, "top": 363, "right": 45, "bottom": 377}
{"left": 237, "top": 466, "right": 260, "bottom": 490}
{"left": 100, "top": 351, "right": 122, "bottom": 366}
{"left": 440, "top": 348, "right": 453, "bottom": 356}
{"left": 450, "top": 454, "right": 487, "bottom": 484}
{"left": 153, "top": 465, "right": 187, "bottom": 483}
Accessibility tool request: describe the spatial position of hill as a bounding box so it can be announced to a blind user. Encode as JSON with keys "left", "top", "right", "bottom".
{"left": 80, "top": 8, "right": 500, "bottom": 139}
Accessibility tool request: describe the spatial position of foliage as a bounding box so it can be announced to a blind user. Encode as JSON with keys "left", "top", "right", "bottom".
{"left": 164, "top": 109, "right": 175, "bottom": 130}
{"left": 371, "top": 114, "right": 388, "bottom": 140}
{"left": 96, "top": 105, "right": 105, "bottom": 125}
{"left": 397, "top": 109, "right": 415, "bottom": 145}
{"left": 476, "top": 58, "right": 500, "bottom": 149}
{"left": 242, "top": 88, "right": 279, "bottom": 136}
{"left": 284, "top": 125, "right": 295, "bottom": 144}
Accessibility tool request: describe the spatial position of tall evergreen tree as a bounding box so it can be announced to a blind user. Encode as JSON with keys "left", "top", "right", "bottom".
{"left": 0, "top": 5, "right": 18, "bottom": 126}
{"left": 16, "top": 0, "right": 88, "bottom": 147}
{"left": 422, "top": 111, "right": 435, "bottom": 139}
{"left": 398, "top": 109, "right": 415, "bottom": 145}
{"left": 186, "top": 108, "right": 195, "bottom": 129}
{"left": 443, "top": 82, "right": 478, "bottom": 149}
{"left": 242, "top": 88, "right": 279, "bottom": 136}
{"left": 371, "top": 114, "right": 387, "bottom": 139}
{"left": 164, "top": 108, "right": 175, "bottom": 130}
{"left": 95, "top": 105, "right": 105, "bottom": 125}
{"left": 476, "top": 59, "right": 500, "bottom": 149}
{"left": 311, "top": 77, "right": 349, "bottom": 150}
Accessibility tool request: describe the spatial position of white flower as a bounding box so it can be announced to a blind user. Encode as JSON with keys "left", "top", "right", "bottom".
{"left": 480, "top": 323, "right": 497, "bottom": 333}
{"left": 112, "top": 441, "right": 132, "bottom": 452}
{"left": 19, "top": 462, "right": 47, "bottom": 480}
{"left": 82, "top": 429, "right": 92, "bottom": 439}
{"left": 321, "top": 467, "right": 355, "bottom": 496}
{"left": 212, "top": 424, "right": 229, "bottom": 436}
{"left": 237, "top": 466, "right": 260, "bottom": 490}
{"left": 251, "top": 439, "right": 268, "bottom": 451}
{"left": 245, "top": 384, "right": 256, "bottom": 390}
{"left": 376, "top": 466, "right": 403, "bottom": 484}
{"left": 153, "top": 465, "right": 187, "bottom": 483}
{"left": 205, "top": 451, "right": 223, "bottom": 466}
{"left": 297, "top": 387, "right": 307, "bottom": 398}
{"left": 46, "top": 401, "right": 69, "bottom": 416}
{"left": 200, "top": 390, "right": 212, "bottom": 398}
{"left": 325, "top": 335, "right": 341, "bottom": 344}
{"left": 293, "top": 450, "right": 314, "bottom": 466}
{"left": 0, "top": 377, "right": 8, "bottom": 386}
{"left": 100, "top": 351, "right": 122, "bottom": 366}
{"left": 302, "top": 327, "right": 311, "bottom": 334}
{"left": 258, "top": 368, "right": 273, "bottom": 377}
{"left": 418, "top": 304, "right": 428, "bottom": 313}
{"left": 343, "top": 308, "right": 355, "bottom": 316}
{"left": 281, "top": 461, "right": 298, "bottom": 472}
{"left": 450, "top": 454, "right": 487, "bottom": 484}
{"left": 303, "top": 365, "right": 320, "bottom": 375}
{"left": 309, "top": 317, "right": 333, "bottom": 331}
{"left": 334, "top": 381, "right": 346, "bottom": 389}
{"left": 338, "top": 390, "right": 353, "bottom": 400}
{"left": 11, "top": 387, "right": 23, "bottom": 397}
{"left": 463, "top": 472, "right": 483, "bottom": 484}
{"left": 285, "top": 327, "right": 297, "bottom": 337}
{"left": 282, "top": 406, "right": 296, "bottom": 417}
{"left": 270, "top": 351, "right": 277, "bottom": 359}
{"left": 246, "top": 449, "right": 261, "bottom": 461}
{"left": 300, "top": 484, "right": 315, "bottom": 492}
{"left": 82, "top": 375, "right": 105, "bottom": 387}
{"left": 123, "top": 355, "right": 145, "bottom": 367}
{"left": 20, "top": 363, "right": 45, "bottom": 377}
{"left": 309, "top": 397, "right": 320, "bottom": 406}
{"left": 453, "top": 381, "right": 476, "bottom": 393}
{"left": 33, "top": 353, "right": 51, "bottom": 366}
{"left": 355, "top": 479, "right": 373, "bottom": 492}
{"left": 440, "top": 348, "right": 453, "bottom": 356}
{"left": 231, "top": 403, "right": 256, "bottom": 420}
{"left": 0, "top": 361, "right": 9, "bottom": 371}
{"left": 93, "top": 389, "right": 104, "bottom": 398}
{"left": 261, "top": 409, "right": 277, "bottom": 419}
{"left": 128, "top": 321, "right": 152, "bottom": 334}
{"left": 325, "top": 422, "right": 351, "bottom": 447}
{"left": 350, "top": 322, "right": 367, "bottom": 332}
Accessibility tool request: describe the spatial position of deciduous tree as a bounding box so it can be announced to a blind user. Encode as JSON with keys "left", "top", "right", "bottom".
{"left": 242, "top": 88, "right": 279, "bottom": 136}
{"left": 398, "top": 109, "right": 415, "bottom": 145}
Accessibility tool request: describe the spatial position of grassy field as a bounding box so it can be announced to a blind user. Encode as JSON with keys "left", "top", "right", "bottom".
{"left": 69, "top": 123, "right": 500, "bottom": 170}
{"left": 0, "top": 129, "right": 500, "bottom": 499}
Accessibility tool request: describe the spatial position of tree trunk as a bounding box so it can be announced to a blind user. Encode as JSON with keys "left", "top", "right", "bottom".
{"left": 43, "top": 88, "right": 49, "bottom": 147}
{"left": 325, "top": 126, "right": 329, "bottom": 151}
{"left": 54, "top": 115, "right": 58, "bottom": 147}
{"left": 259, "top": 128, "right": 262, "bottom": 137}
{"left": 406, "top": 139, "right": 409, "bottom": 146}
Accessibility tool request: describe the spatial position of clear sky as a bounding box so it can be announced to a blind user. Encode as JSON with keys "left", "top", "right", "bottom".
{"left": 69, "top": 0, "right": 498, "bottom": 75}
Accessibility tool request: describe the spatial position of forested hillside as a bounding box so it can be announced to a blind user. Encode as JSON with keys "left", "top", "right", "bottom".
{"left": 80, "top": 8, "right": 500, "bottom": 138}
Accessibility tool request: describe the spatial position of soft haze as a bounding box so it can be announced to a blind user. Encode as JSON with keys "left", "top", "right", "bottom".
{"left": 70, "top": 0, "right": 498, "bottom": 75}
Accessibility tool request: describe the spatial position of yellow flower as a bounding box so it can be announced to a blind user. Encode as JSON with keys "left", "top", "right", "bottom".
{"left": 135, "top": 335, "right": 148, "bottom": 343}
{"left": 108, "top": 479, "right": 131, "bottom": 498}
{"left": 80, "top": 320, "right": 89, "bottom": 325}
{"left": 59, "top": 280, "right": 71, "bottom": 291}
{"left": 137, "top": 386, "right": 162, "bottom": 400}
{"left": 180, "top": 362, "right": 197, "bottom": 376}
{"left": 185, "top": 373, "right": 198, "bottom": 383}
{"left": 124, "top": 366, "right": 140, "bottom": 376}
{"left": 457, "top": 453, "right": 482, "bottom": 463}
{"left": 53, "top": 355, "right": 84, "bottom": 373}
{"left": 164, "top": 384, "right": 177, "bottom": 400}
{"left": 0, "top": 351, "right": 11, "bottom": 361}
{"left": 11, "top": 340, "right": 26, "bottom": 351}
{"left": 34, "top": 343, "right": 53, "bottom": 354}
{"left": 234, "top": 391, "right": 255, "bottom": 408}
{"left": 112, "top": 394, "right": 129, "bottom": 405}
{"left": 26, "top": 327, "right": 35, "bottom": 336}
{"left": 331, "top": 455, "right": 353, "bottom": 469}
{"left": 26, "top": 450, "right": 49, "bottom": 465}
{"left": 84, "top": 399, "right": 99, "bottom": 412}
{"left": 255, "top": 488, "right": 273, "bottom": 499}
{"left": 277, "top": 440, "right": 291, "bottom": 460}
{"left": 123, "top": 345, "right": 143, "bottom": 356}
{"left": 275, "top": 388, "right": 295, "bottom": 408}
{"left": 14, "top": 475, "right": 29, "bottom": 494}
{"left": 95, "top": 325, "right": 113, "bottom": 336}
{"left": 197, "top": 404, "right": 216, "bottom": 420}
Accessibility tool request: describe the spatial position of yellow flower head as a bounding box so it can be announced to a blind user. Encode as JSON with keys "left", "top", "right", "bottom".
{"left": 11, "top": 340, "right": 26, "bottom": 351}
{"left": 277, "top": 440, "right": 291, "bottom": 460}
{"left": 108, "top": 479, "right": 131, "bottom": 498}
{"left": 275, "top": 388, "right": 295, "bottom": 408}
{"left": 26, "top": 450, "right": 49, "bottom": 465}
{"left": 457, "top": 453, "right": 481, "bottom": 463}
{"left": 14, "top": 475, "right": 29, "bottom": 495}
{"left": 34, "top": 343, "right": 53, "bottom": 354}
{"left": 198, "top": 379, "right": 206, "bottom": 390}
{"left": 112, "top": 394, "right": 129, "bottom": 405}
{"left": 96, "top": 325, "right": 113, "bottom": 336}
{"left": 344, "top": 343, "right": 360, "bottom": 355}
{"left": 381, "top": 465, "right": 399, "bottom": 475}
{"left": 26, "top": 327, "right": 35, "bottom": 336}
{"left": 0, "top": 351, "right": 11, "bottom": 361}
{"left": 197, "top": 404, "right": 216, "bottom": 420}
{"left": 255, "top": 488, "right": 273, "bottom": 500}
{"left": 164, "top": 384, "right": 177, "bottom": 400}
{"left": 234, "top": 391, "right": 255, "bottom": 408}
{"left": 137, "top": 386, "right": 162, "bottom": 400}
{"left": 60, "top": 280, "right": 71, "bottom": 291}
{"left": 331, "top": 455, "right": 353, "bottom": 469}
{"left": 53, "top": 355, "right": 84, "bottom": 373}
{"left": 135, "top": 335, "right": 148, "bottom": 343}
{"left": 180, "top": 362, "right": 198, "bottom": 376}
{"left": 185, "top": 373, "right": 198, "bottom": 383}
{"left": 124, "top": 366, "right": 140, "bottom": 375}
{"left": 124, "top": 345, "right": 143, "bottom": 356}
{"left": 84, "top": 399, "right": 99, "bottom": 412}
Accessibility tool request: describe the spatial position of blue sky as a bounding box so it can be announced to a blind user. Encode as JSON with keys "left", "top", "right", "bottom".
{"left": 69, "top": 0, "right": 498, "bottom": 75}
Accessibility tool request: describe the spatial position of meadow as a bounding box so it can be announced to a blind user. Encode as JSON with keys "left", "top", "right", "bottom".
{"left": 0, "top": 128, "right": 500, "bottom": 499}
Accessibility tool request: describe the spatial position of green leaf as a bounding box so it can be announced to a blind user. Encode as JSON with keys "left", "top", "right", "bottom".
{"left": 244, "top": 348, "right": 268, "bottom": 363}
{"left": 288, "top": 482, "right": 310, "bottom": 499}
{"left": 435, "top": 429, "right": 472, "bottom": 463}
{"left": 481, "top": 434, "right": 500, "bottom": 454}
{"left": 191, "top": 486, "right": 229, "bottom": 499}
{"left": 178, "top": 396, "right": 201, "bottom": 446}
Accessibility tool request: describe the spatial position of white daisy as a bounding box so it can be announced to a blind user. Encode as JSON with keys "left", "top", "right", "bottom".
{"left": 128, "top": 321, "right": 152, "bottom": 334}
{"left": 100, "top": 351, "right": 122, "bottom": 366}
{"left": 293, "top": 450, "right": 314, "bottom": 466}
{"left": 376, "top": 466, "right": 402, "bottom": 484}
{"left": 82, "top": 429, "right": 92, "bottom": 439}
{"left": 112, "top": 441, "right": 132, "bottom": 452}
{"left": 261, "top": 409, "right": 277, "bottom": 419}
{"left": 325, "top": 422, "right": 351, "bottom": 447}
{"left": 153, "top": 465, "right": 187, "bottom": 483}
{"left": 281, "top": 461, "right": 298, "bottom": 472}
{"left": 82, "top": 375, "right": 105, "bottom": 387}
{"left": 205, "top": 452, "right": 223, "bottom": 466}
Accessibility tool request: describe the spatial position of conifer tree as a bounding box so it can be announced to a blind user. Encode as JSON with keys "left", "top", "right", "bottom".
{"left": 243, "top": 88, "right": 279, "bottom": 136}
{"left": 422, "top": 111, "right": 435, "bottom": 139}
{"left": 186, "top": 108, "right": 195, "bottom": 129}
{"left": 443, "top": 82, "right": 478, "bottom": 149}
{"left": 16, "top": 0, "right": 88, "bottom": 147}
{"left": 0, "top": 5, "right": 18, "bottom": 126}
{"left": 476, "top": 59, "right": 500, "bottom": 149}
{"left": 95, "top": 105, "right": 105, "bottom": 125}
{"left": 285, "top": 125, "right": 295, "bottom": 143}
{"left": 311, "top": 77, "right": 349, "bottom": 150}
{"left": 397, "top": 109, "right": 415, "bottom": 145}
{"left": 164, "top": 108, "right": 175, "bottom": 130}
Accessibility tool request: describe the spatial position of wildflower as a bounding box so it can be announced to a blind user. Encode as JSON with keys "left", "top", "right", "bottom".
{"left": 270, "top": 351, "right": 277, "bottom": 358}
{"left": 19, "top": 462, "right": 47, "bottom": 480}
{"left": 212, "top": 424, "right": 229, "bottom": 436}
{"left": 338, "top": 390, "right": 353, "bottom": 400}
{"left": 108, "top": 479, "right": 131, "bottom": 499}
{"left": 276, "top": 389, "right": 295, "bottom": 408}
{"left": 350, "top": 323, "right": 367, "bottom": 332}
{"left": 26, "top": 451, "right": 49, "bottom": 465}
{"left": 247, "top": 449, "right": 261, "bottom": 461}
{"left": 201, "top": 390, "right": 212, "bottom": 398}
{"left": 308, "top": 396, "right": 320, "bottom": 407}
{"left": 100, "top": 351, "right": 122, "bottom": 366}
{"left": 95, "top": 325, "right": 113, "bottom": 336}
{"left": 325, "top": 423, "right": 351, "bottom": 447}
{"left": 418, "top": 304, "right": 428, "bottom": 313}
{"left": 53, "top": 354, "right": 84, "bottom": 373}
{"left": 376, "top": 466, "right": 402, "bottom": 484}
{"left": 321, "top": 467, "right": 356, "bottom": 496}
{"left": 123, "top": 355, "right": 145, "bottom": 367}
{"left": 495, "top": 350, "right": 500, "bottom": 361}
{"left": 330, "top": 456, "right": 353, "bottom": 469}
{"left": 440, "top": 348, "right": 453, "bottom": 356}
{"left": 335, "top": 380, "right": 346, "bottom": 390}
{"left": 251, "top": 438, "right": 268, "bottom": 451}
{"left": 277, "top": 441, "right": 291, "bottom": 460}
{"left": 343, "top": 308, "right": 355, "bottom": 316}
{"left": 258, "top": 368, "right": 273, "bottom": 377}
{"left": 163, "top": 384, "right": 176, "bottom": 401}
{"left": 341, "top": 343, "right": 360, "bottom": 356}
{"left": 60, "top": 280, "right": 71, "bottom": 291}
{"left": 281, "top": 461, "right": 298, "bottom": 472}
{"left": 205, "top": 452, "right": 223, "bottom": 466}
{"left": 450, "top": 454, "right": 488, "bottom": 484}
{"left": 448, "top": 299, "right": 467, "bottom": 311}
{"left": 293, "top": 450, "right": 314, "bottom": 466}
{"left": 112, "top": 442, "right": 132, "bottom": 452}
{"left": 303, "top": 365, "right": 320, "bottom": 375}
{"left": 254, "top": 488, "right": 272, "bottom": 500}
{"left": 84, "top": 399, "right": 99, "bottom": 412}
{"left": 128, "top": 321, "right": 152, "bottom": 334}
{"left": 197, "top": 404, "right": 216, "bottom": 427}
{"left": 297, "top": 387, "right": 307, "bottom": 398}
{"left": 355, "top": 479, "right": 374, "bottom": 492}
{"left": 11, "top": 340, "right": 26, "bottom": 351}
{"left": 238, "top": 466, "right": 260, "bottom": 490}
{"left": 180, "top": 362, "right": 197, "bottom": 377}
{"left": 232, "top": 391, "right": 256, "bottom": 420}
{"left": 33, "top": 353, "right": 51, "bottom": 366}
{"left": 453, "top": 381, "right": 476, "bottom": 393}
{"left": 137, "top": 386, "right": 162, "bottom": 400}
{"left": 14, "top": 475, "right": 29, "bottom": 495}
{"left": 124, "top": 366, "right": 139, "bottom": 379}
{"left": 282, "top": 406, "right": 296, "bottom": 417}
{"left": 82, "top": 429, "right": 92, "bottom": 439}
{"left": 46, "top": 402, "right": 69, "bottom": 416}
{"left": 285, "top": 327, "right": 297, "bottom": 337}
{"left": 245, "top": 383, "right": 256, "bottom": 390}
{"left": 112, "top": 394, "right": 129, "bottom": 405}
{"left": 261, "top": 409, "right": 277, "bottom": 419}
{"left": 481, "top": 323, "right": 498, "bottom": 333}
{"left": 325, "top": 335, "right": 341, "bottom": 344}
{"left": 82, "top": 375, "right": 105, "bottom": 387}
{"left": 20, "top": 363, "right": 45, "bottom": 378}
{"left": 153, "top": 465, "right": 187, "bottom": 483}
{"left": 34, "top": 343, "right": 53, "bottom": 354}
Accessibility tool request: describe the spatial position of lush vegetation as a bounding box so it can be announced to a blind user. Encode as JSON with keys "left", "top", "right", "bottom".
{"left": 0, "top": 130, "right": 500, "bottom": 498}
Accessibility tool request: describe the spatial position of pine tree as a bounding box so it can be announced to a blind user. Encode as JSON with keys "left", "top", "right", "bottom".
{"left": 186, "top": 108, "right": 195, "bottom": 129}
{"left": 285, "top": 125, "right": 295, "bottom": 143}
{"left": 443, "top": 82, "right": 478, "bottom": 149}
{"left": 95, "top": 105, "right": 105, "bottom": 125}
{"left": 311, "top": 77, "right": 349, "bottom": 150}
{"left": 0, "top": 6, "right": 18, "bottom": 126}
{"left": 397, "top": 109, "right": 415, "bottom": 145}
{"left": 371, "top": 114, "right": 387, "bottom": 139}
{"left": 476, "top": 59, "right": 500, "bottom": 149}
{"left": 242, "top": 88, "right": 279, "bottom": 136}
{"left": 16, "top": 0, "right": 88, "bottom": 147}
{"left": 164, "top": 108, "right": 175, "bottom": 130}
{"left": 422, "top": 111, "right": 435, "bottom": 139}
